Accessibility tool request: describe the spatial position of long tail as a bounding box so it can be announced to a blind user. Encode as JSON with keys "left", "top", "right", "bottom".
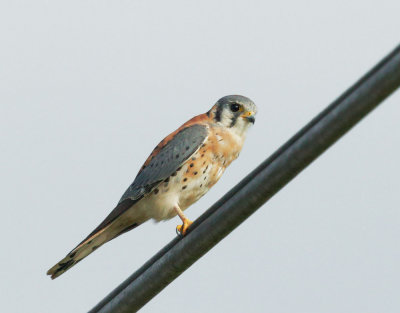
{"left": 47, "top": 199, "right": 140, "bottom": 279}
{"left": 47, "top": 221, "right": 139, "bottom": 279}
{"left": 47, "top": 224, "right": 109, "bottom": 279}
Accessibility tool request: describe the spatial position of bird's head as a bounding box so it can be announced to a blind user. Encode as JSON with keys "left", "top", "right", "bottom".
{"left": 208, "top": 95, "right": 257, "bottom": 136}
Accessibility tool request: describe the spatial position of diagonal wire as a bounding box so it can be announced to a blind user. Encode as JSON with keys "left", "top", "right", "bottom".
{"left": 89, "top": 44, "right": 400, "bottom": 313}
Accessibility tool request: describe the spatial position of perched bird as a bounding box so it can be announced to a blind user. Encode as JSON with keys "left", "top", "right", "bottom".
{"left": 47, "top": 95, "right": 257, "bottom": 279}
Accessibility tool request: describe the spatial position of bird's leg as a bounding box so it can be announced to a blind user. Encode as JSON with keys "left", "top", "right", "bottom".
{"left": 174, "top": 205, "right": 193, "bottom": 236}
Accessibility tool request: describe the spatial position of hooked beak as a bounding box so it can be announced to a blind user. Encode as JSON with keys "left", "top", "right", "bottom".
{"left": 241, "top": 111, "right": 255, "bottom": 124}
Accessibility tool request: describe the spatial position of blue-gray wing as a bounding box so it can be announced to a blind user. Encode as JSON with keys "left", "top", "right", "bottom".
{"left": 119, "top": 124, "right": 209, "bottom": 203}
{"left": 71, "top": 124, "right": 208, "bottom": 247}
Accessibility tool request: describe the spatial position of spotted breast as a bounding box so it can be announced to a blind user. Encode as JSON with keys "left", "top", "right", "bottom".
{"left": 46, "top": 95, "right": 257, "bottom": 279}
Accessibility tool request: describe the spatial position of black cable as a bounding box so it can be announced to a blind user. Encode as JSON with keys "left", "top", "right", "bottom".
{"left": 89, "top": 44, "right": 400, "bottom": 313}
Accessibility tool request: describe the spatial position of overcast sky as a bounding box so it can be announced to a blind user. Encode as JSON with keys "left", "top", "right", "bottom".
{"left": 1, "top": 1, "right": 399, "bottom": 313}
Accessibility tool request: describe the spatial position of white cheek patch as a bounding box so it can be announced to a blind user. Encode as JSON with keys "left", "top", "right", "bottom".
{"left": 220, "top": 110, "right": 235, "bottom": 127}
{"left": 230, "top": 118, "right": 250, "bottom": 137}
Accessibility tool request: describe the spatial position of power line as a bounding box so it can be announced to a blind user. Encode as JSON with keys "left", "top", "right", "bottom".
{"left": 89, "top": 44, "right": 400, "bottom": 313}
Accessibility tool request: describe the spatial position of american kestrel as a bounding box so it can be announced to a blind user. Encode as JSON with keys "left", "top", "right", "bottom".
{"left": 47, "top": 95, "right": 257, "bottom": 279}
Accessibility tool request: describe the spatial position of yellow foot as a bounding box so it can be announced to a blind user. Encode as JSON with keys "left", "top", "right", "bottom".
{"left": 176, "top": 219, "right": 193, "bottom": 236}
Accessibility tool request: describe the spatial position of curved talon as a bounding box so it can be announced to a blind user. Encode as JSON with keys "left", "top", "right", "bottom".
{"left": 176, "top": 219, "right": 193, "bottom": 236}
{"left": 176, "top": 225, "right": 183, "bottom": 236}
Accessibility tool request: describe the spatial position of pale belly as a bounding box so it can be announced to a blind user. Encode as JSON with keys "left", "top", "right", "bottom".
{"left": 124, "top": 128, "right": 243, "bottom": 223}
{"left": 136, "top": 161, "right": 219, "bottom": 222}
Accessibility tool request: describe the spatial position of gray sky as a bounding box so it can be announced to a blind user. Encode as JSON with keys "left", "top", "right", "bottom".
{"left": 1, "top": 1, "right": 399, "bottom": 312}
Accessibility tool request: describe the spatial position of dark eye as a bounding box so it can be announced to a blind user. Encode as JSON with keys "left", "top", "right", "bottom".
{"left": 230, "top": 103, "right": 240, "bottom": 112}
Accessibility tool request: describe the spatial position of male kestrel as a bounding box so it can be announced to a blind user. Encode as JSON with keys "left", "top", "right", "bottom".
{"left": 47, "top": 95, "right": 257, "bottom": 279}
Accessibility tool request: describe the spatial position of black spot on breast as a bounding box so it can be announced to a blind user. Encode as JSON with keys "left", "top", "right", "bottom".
{"left": 183, "top": 178, "right": 187, "bottom": 182}
{"left": 204, "top": 176, "right": 207, "bottom": 180}
{"left": 182, "top": 185, "right": 187, "bottom": 190}
{"left": 186, "top": 146, "right": 190, "bottom": 150}
{"left": 190, "top": 163, "right": 194, "bottom": 167}
{"left": 194, "top": 171, "right": 198, "bottom": 175}
{"left": 154, "top": 188, "right": 159, "bottom": 194}
{"left": 200, "top": 184, "right": 203, "bottom": 187}
{"left": 171, "top": 172, "right": 177, "bottom": 176}
{"left": 164, "top": 177, "right": 170, "bottom": 183}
